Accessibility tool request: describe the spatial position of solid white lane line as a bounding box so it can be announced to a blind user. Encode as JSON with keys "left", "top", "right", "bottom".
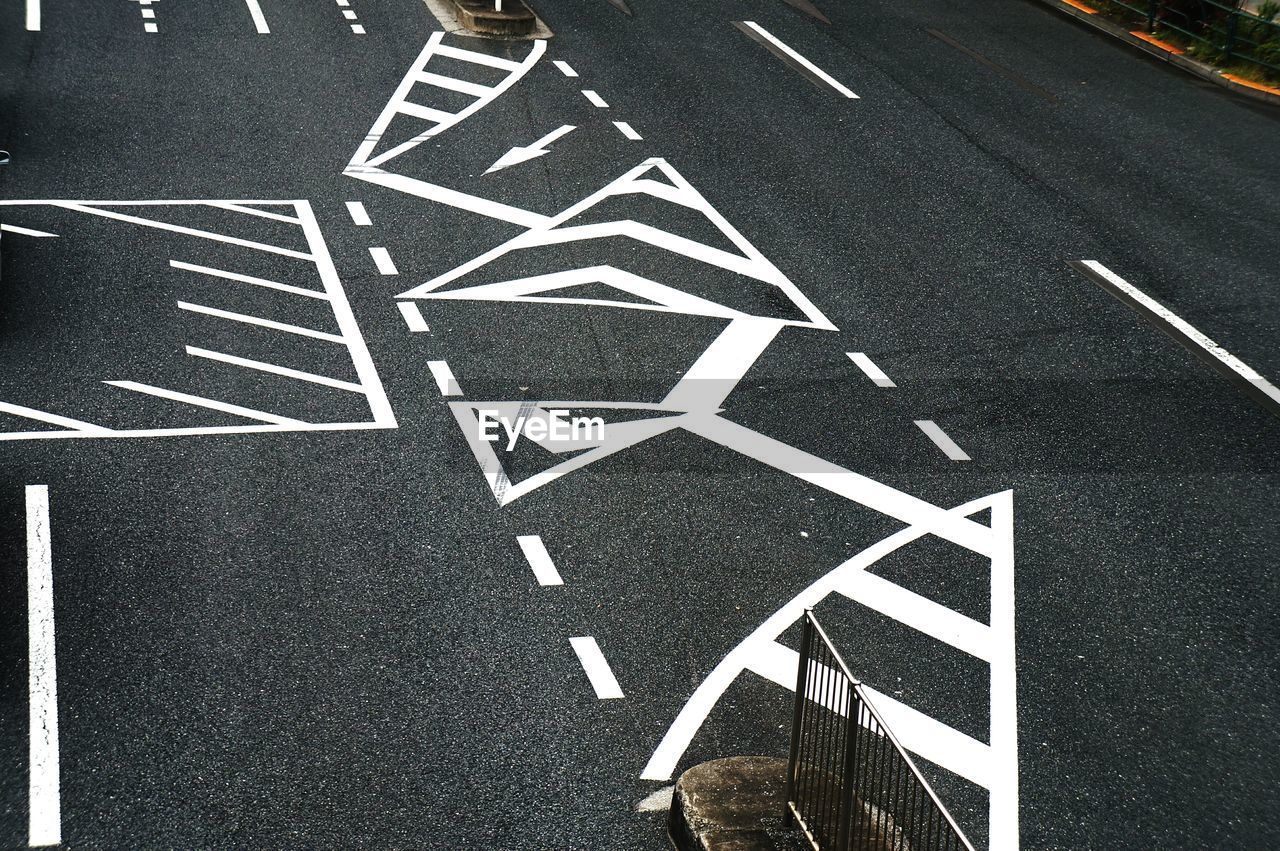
{"left": 739, "top": 21, "right": 859, "bottom": 98}
{"left": 569, "top": 637, "right": 624, "bottom": 699}
{"left": 1075, "top": 259, "right": 1280, "bottom": 412}
{"left": 170, "top": 260, "right": 330, "bottom": 301}
{"left": 369, "top": 247, "right": 399, "bottom": 275}
{"left": 0, "top": 224, "right": 58, "bottom": 238}
{"left": 612, "top": 121, "right": 642, "bottom": 140}
{"left": 553, "top": 60, "right": 578, "bottom": 77}
{"left": 914, "top": 420, "right": 971, "bottom": 461}
{"left": 345, "top": 201, "right": 372, "bottom": 226}
{"left": 847, "top": 352, "right": 895, "bottom": 387}
{"left": 351, "top": 23, "right": 365, "bottom": 34}
{"left": 581, "top": 89, "right": 608, "bottom": 107}
{"left": 176, "top": 301, "right": 346, "bottom": 343}
{"left": 397, "top": 301, "right": 429, "bottom": 332}
{"left": 428, "top": 360, "right": 461, "bottom": 396}
{"left": 244, "top": 0, "right": 269, "bottom": 31}
{"left": 104, "top": 381, "right": 307, "bottom": 426}
{"left": 185, "top": 346, "right": 365, "bottom": 393}
{"left": 517, "top": 535, "right": 563, "bottom": 586}
{"left": 26, "top": 485, "right": 60, "bottom": 849}
{"left": 26, "top": 0, "right": 40, "bottom": 31}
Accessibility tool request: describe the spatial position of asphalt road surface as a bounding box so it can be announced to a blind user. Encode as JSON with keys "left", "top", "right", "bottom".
{"left": 1, "top": 0, "right": 1278, "bottom": 848}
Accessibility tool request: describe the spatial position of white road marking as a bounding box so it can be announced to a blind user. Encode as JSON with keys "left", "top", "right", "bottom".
{"left": 350, "top": 168, "right": 550, "bottom": 229}
{"left": 176, "top": 301, "right": 347, "bottom": 343}
{"left": 428, "top": 360, "right": 462, "bottom": 396}
{"left": 485, "top": 124, "right": 576, "bottom": 174}
{"left": 516, "top": 535, "right": 563, "bottom": 586}
{"left": 1076, "top": 259, "right": 1280, "bottom": 411}
{"left": 581, "top": 89, "right": 608, "bottom": 107}
{"left": 52, "top": 203, "right": 314, "bottom": 260}
{"left": 396, "top": 301, "right": 429, "bottom": 332}
{"left": 26, "top": 484, "right": 60, "bottom": 849}
{"left": 569, "top": 637, "right": 624, "bottom": 699}
{"left": 185, "top": 346, "right": 365, "bottom": 393}
{"left": 144, "top": 21, "right": 157, "bottom": 32}
{"left": 202, "top": 202, "right": 299, "bottom": 223}
{"left": 914, "top": 419, "right": 971, "bottom": 461}
{"left": 26, "top": 0, "right": 40, "bottom": 31}
{"left": 739, "top": 21, "right": 859, "bottom": 98}
{"left": 343, "top": 9, "right": 357, "bottom": 19}
{"left": 104, "top": 381, "right": 308, "bottom": 426}
{"left": 171, "top": 260, "right": 330, "bottom": 300}
{"left": 351, "top": 23, "right": 365, "bottom": 34}
{"left": 847, "top": 352, "right": 895, "bottom": 387}
{"left": 635, "top": 786, "right": 675, "bottom": 813}
{"left": 141, "top": 9, "right": 155, "bottom": 19}
{"left": 345, "top": 201, "right": 372, "bottom": 226}
{"left": 337, "top": 0, "right": 349, "bottom": 5}
{"left": 244, "top": 0, "right": 269, "bottom": 32}
{"left": 369, "top": 246, "right": 399, "bottom": 275}
{"left": 0, "top": 401, "right": 111, "bottom": 434}
{"left": 553, "top": 60, "right": 578, "bottom": 77}
{"left": 1, "top": 224, "right": 58, "bottom": 238}
{"left": 612, "top": 121, "right": 642, "bottom": 140}
{"left": 416, "top": 70, "right": 493, "bottom": 98}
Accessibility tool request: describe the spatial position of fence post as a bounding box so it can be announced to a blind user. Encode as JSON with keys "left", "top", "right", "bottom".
{"left": 1224, "top": 7, "right": 1239, "bottom": 61}
{"left": 1147, "top": 0, "right": 1157, "bottom": 33}
{"left": 833, "top": 687, "right": 863, "bottom": 851}
{"left": 783, "top": 611, "right": 814, "bottom": 828}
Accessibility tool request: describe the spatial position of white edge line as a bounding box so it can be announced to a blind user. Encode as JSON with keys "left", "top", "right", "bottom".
{"left": 27, "top": 484, "right": 60, "bottom": 848}
{"left": 569, "top": 636, "right": 624, "bottom": 699}
{"left": 517, "top": 535, "right": 563, "bottom": 586}
{"left": 742, "top": 20, "right": 859, "bottom": 98}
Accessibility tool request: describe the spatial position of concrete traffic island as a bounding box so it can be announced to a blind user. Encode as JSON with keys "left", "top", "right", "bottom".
{"left": 667, "top": 757, "right": 807, "bottom": 851}
{"left": 448, "top": 0, "right": 537, "bottom": 36}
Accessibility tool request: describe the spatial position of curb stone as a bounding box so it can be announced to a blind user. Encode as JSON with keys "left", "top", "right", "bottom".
{"left": 1036, "top": 0, "right": 1280, "bottom": 106}
{"left": 449, "top": 0, "right": 537, "bottom": 36}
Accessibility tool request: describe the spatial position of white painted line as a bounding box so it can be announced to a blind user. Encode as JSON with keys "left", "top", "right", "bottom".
{"left": 336, "top": 0, "right": 348, "bottom": 4}
{"left": 434, "top": 42, "right": 522, "bottom": 71}
{"left": 141, "top": 9, "right": 155, "bottom": 18}
{"left": 636, "top": 786, "right": 675, "bottom": 813}
{"left": 581, "top": 90, "right": 609, "bottom": 107}
{"left": 847, "top": 352, "right": 895, "bottom": 387}
{"left": 553, "top": 60, "right": 578, "bottom": 77}
{"left": 185, "top": 346, "right": 365, "bottom": 393}
{"left": 570, "top": 637, "right": 624, "bottom": 699}
{"left": 144, "top": 21, "right": 158, "bottom": 32}
{"left": 0, "top": 401, "right": 111, "bottom": 434}
{"left": 345, "top": 201, "right": 372, "bottom": 226}
{"left": 612, "top": 121, "right": 642, "bottom": 140}
{"left": 244, "top": 0, "right": 269, "bottom": 32}
{"left": 369, "top": 246, "right": 399, "bottom": 275}
{"left": 26, "top": 0, "right": 40, "bottom": 31}
{"left": 26, "top": 484, "right": 60, "bottom": 849}
{"left": 351, "top": 23, "right": 365, "bottom": 34}
{"left": 396, "top": 301, "right": 429, "bottom": 333}
{"left": 104, "top": 381, "right": 308, "bottom": 426}
{"left": 517, "top": 535, "right": 563, "bottom": 586}
{"left": 428, "top": 360, "right": 461, "bottom": 396}
{"left": 170, "top": 260, "right": 330, "bottom": 301}
{"left": 1077, "top": 260, "right": 1280, "bottom": 411}
{"left": 202, "top": 202, "right": 299, "bottom": 223}
{"left": 176, "top": 301, "right": 346, "bottom": 343}
{"left": 416, "top": 71, "right": 493, "bottom": 98}
{"left": 914, "top": 420, "right": 971, "bottom": 461}
{"left": 740, "top": 21, "right": 859, "bottom": 98}
{"left": 0, "top": 224, "right": 58, "bottom": 238}
{"left": 342, "top": 9, "right": 357, "bottom": 19}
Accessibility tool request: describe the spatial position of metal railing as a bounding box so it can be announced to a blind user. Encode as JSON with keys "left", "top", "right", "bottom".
{"left": 1101, "top": 0, "right": 1280, "bottom": 82}
{"left": 783, "top": 611, "right": 975, "bottom": 851}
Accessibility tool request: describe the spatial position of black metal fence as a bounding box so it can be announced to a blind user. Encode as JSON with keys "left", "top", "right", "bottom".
{"left": 783, "top": 611, "right": 975, "bottom": 851}
{"left": 1103, "top": 0, "right": 1280, "bottom": 82}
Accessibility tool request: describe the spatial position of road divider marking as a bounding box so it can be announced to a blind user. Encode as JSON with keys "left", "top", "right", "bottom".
{"left": 176, "top": 301, "right": 347, "bottom": 343}
{"left": 553, "top": 60, "right": 578, "bottom": 77}
{"left": 172, "top": 260, "right": 330, "bottom": 300}
{"left": 428, "top": 360, "right": 461, "bottom": 396}
{"left": 104, "top": 382, "right": 308, "bottom": 426}
{"left": 517, "top": 535, "right": 564, "bottom": 585}
{"left": 570, "top": 637, "right": 624, "bottom": 699}
{"left": 1069, "top": 259, "right": 1280, "bottom": 418}
{"left": 847, "top": 352, "right": 895, "bottom": 387}
{"left": 346, "top": 201, "right": 372, "bottom": 226}
{"left": 612, "top": 121, "right": 642, "bottom": 140}
{"left": 581, "top": 89, "right": 608, "bottom": 107}
{"left": 244, "top": 0, "right": 269, "bottom": 32}
{"left": 397, "top": 301, "right": 429, "bottom": 332}
{"left": 914, "top": 420, "right": 971, "bottom": 461}
{"left": 26, "top": 484, "right": 60, "bottom": 849}
{"left": 733, "top": 21, "right": 858, "bottom": 99}
{"left": 369, "top": 246, "right": 399, "bottom": 275}
{"left": 186, "top": 346, "right": 365, "bottom": 393}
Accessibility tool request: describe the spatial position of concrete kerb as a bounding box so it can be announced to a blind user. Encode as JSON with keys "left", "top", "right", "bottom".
{"left": 1036, "top": 0, "right": 1280, "bottom": 105}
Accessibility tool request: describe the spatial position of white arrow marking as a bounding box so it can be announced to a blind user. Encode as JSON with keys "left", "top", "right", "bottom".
{"left": 484, "top": 125, "right": 576, "bottom": 174}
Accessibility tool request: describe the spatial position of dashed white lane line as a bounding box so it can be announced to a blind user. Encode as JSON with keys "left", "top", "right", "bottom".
{"left": 428, "top": 360, "right": 461, "bottom": 396}
{"left": 914, "top": 420, "right": 971, "bottom": 461}
{"left": 517, "top": 535, "right": 564, "bottom": 586}
{"left": 244, "top": 0, "right": 270, "bottom": 32}
{"left": 141, "top": 9, "right": 155, "bottom": 18}
{"left": 570, "top": 637, "right": 624, "bottom": 699}
{"left": 612, "top": 121, "right": 642, "bottom": 140}
{"left": 553, "top": 60, "right": 578, "bottom": 77}
{"left": 581, "top": 89, "right": 609, "bottom": 108}
{"left": 397, "top": 301, "right": 429, "bottom": 332}
{"left": 144, "top": 21, "right": 157, "bottom": 32}
{"left": 351, "top": 23, "right": 365, "bottom": 34}
{"left": 25, "top": 0, "right": 39, "bottom": 31}
{"left": 345, "top": 201, "right": 372, "bottom": 226}
{"left": 369, "top": 246, "right": 398, "bottom": 275}
{"left": 26, "top": 484, "right": 61, "bottom": 849}
{"left": 343, "top": 9, "right": 357, "bottom": 19}
{"left": 1072, "top": 259, "right": 1280, "bottom": 415}
{"left": 847, "top": 352, "right": 896, "bottom": 388}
